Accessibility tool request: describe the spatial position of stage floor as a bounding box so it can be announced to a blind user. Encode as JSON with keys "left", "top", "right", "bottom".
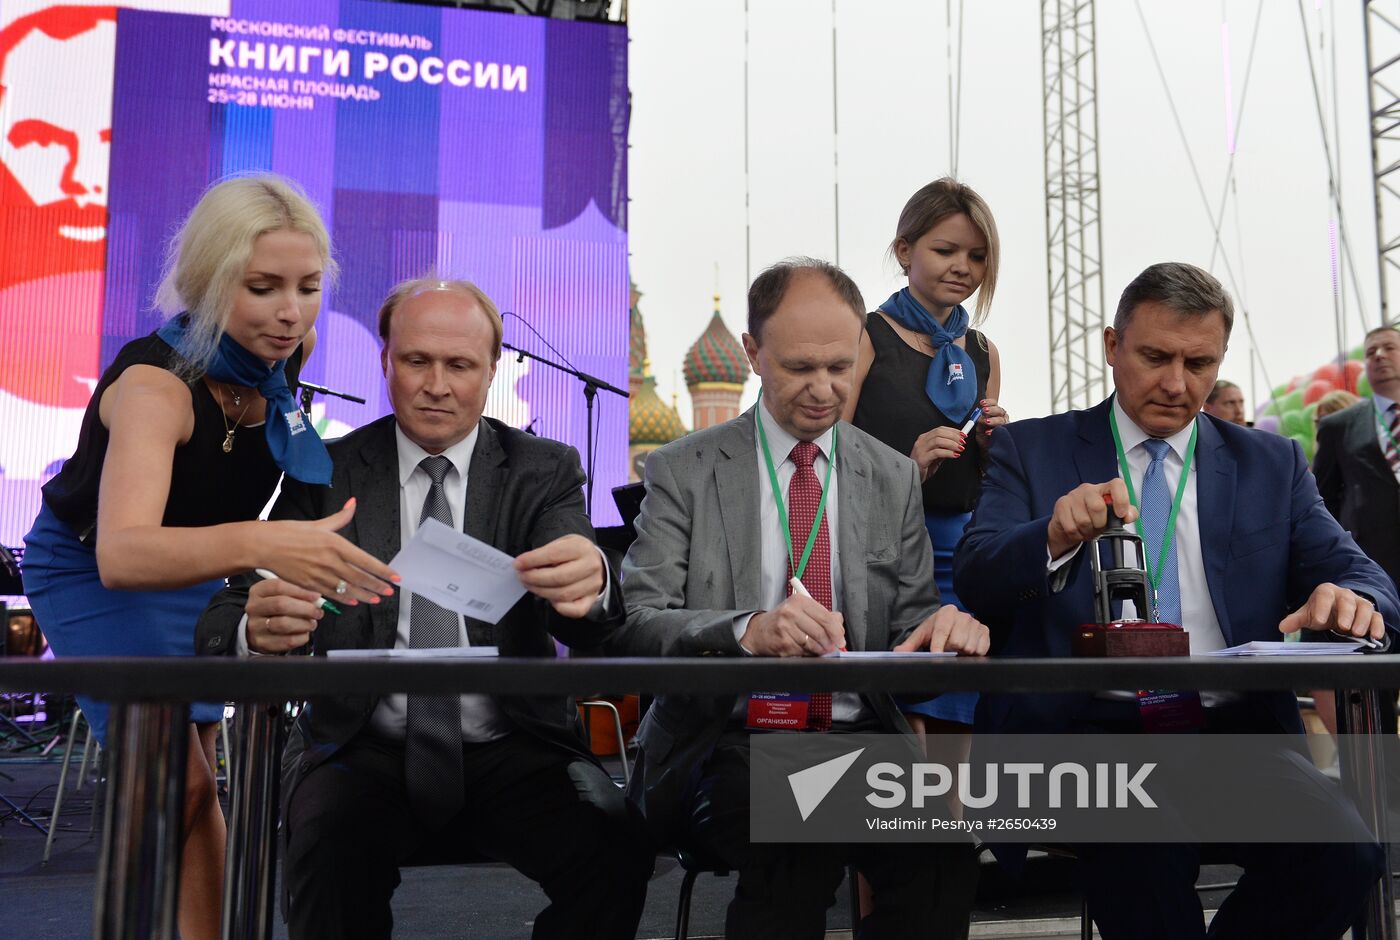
{"left": 0, "top": 731, "right": 1244, "bottom": 939}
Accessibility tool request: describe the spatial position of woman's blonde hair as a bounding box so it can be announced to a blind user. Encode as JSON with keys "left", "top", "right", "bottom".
{"left": 1315, "top": 389, "right": 1361, "bottom": 424}
{"left": 889, "top": 177, "right": 1000, "bottom": 324}
{"left": 154, "top": 173, "right": 336, "bottom": 375}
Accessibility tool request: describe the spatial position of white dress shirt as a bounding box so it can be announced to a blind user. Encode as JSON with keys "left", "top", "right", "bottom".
{"left": 368, "top": 423, "right": 513, "bottom": 741}
{"left": 239, "top": 421, "right": 610, "bottom": 740}
{"left": 1049, "top": 397, "right": 1229, "bottom": 653}
{"left": 737, "top": 401, "right": 870, "bottom": 724}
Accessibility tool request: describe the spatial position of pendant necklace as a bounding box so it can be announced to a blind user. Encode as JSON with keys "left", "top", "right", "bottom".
{"left": 215, "top": 384, "right": 254, "bottom": 453}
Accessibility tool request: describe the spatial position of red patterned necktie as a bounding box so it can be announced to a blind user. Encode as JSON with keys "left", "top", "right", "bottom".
{"left": 787, "top": 441, "right": 833, "bottom": 731}
{"left": 1386, "top": 404, "right": 1400, "bottom": 474}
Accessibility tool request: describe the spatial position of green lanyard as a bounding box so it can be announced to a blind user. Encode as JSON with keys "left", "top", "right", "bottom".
{"left": 1374, "top": 403, "right": 1400, "bottom": 458}
{"left": 1108, "top": 405, "right": 1197, "bottom": 621}
{"left": 755, "top": 394, "right": 837, "bottom": 584}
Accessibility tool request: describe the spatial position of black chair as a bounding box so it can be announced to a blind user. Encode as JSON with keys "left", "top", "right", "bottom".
{"left": 673, "top": 845, "right": 861, "bottom": 940}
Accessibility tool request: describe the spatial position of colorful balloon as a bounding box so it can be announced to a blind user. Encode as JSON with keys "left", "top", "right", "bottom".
{"left": 1253, "top": 414, "right": 1280, "bottom": 434}
{"left": 1344, "top": 360, "right": 1364, "bottom": 393}
{"left": 1280, "top": 409, "right": 1309, "bottom": 438}
{"left": 1358, "top": 373, "right": 1372, "bottom": 397}
{"left": 1313, "top": 363, "right": 1343, "bottom": 387}
{"left": 1302, "top": 379, "right": 1333, "bottom": 405}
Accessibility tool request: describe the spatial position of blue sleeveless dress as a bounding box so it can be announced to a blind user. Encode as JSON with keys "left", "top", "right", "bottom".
{"left": 23, "top": 334, "right": 301, "bottom": 743}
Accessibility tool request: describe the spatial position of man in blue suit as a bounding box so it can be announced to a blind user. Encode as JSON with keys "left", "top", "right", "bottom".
{"left": 955, "top": 262, "right": 1397, "bottom": 939}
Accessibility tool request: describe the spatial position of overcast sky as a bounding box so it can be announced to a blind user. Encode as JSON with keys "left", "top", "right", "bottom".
{"left": 626, "top": 0, "right": 1383, "bottom": 427}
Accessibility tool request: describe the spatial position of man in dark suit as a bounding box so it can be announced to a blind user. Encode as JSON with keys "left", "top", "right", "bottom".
{"left": 615, "top": 258, "right": 990, "bottom": 940}
{"left": 1315, "top": 325, "right": 1400, "bottom": 587}
{"left": 1312, "top": 325, "right": 1400, "bottom": 734}
{"left": 197, "top": 276, "right": 651, "bottom": 940}
{"left": 954, "top": 262, "right": 1398, "bottom": 940}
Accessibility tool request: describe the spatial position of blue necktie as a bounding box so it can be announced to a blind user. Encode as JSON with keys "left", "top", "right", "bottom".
{"left": 1139, "top": 438, "right": 1182, "bottom": 626}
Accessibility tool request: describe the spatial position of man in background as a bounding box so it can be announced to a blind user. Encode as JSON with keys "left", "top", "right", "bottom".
{"left": 1202, "top": 378, "right": 1246, "bottom": 425}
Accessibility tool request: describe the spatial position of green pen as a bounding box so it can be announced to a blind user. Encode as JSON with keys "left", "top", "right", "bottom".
{"left": 254, "top": 568, "right": 344, "bottom": 615}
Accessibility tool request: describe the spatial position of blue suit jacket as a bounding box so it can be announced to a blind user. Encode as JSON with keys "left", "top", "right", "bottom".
{"left": 954, "top": 398, "right": 1400, "bottom": 735}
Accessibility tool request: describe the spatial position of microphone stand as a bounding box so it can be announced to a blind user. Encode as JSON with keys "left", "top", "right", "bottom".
{"left": 298, "top": 381, "right": 367, "bottom": 416}
{"left": 502, "top": 342, "right": 629, "bottom": 515}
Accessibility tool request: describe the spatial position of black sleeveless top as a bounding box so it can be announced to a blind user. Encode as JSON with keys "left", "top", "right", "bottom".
{"left": 41, "top": 333, "right": 304, "bottom": 541}
{"left": 852, "top": 313, "right": 991, "bottom": 514}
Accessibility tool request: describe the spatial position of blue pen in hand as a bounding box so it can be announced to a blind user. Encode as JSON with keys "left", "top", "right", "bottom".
{"left": 254, "top": 568, "right": 344, "bottom": 615}
{"left": 960, "top": 407, "right": 983, "bottom": 435}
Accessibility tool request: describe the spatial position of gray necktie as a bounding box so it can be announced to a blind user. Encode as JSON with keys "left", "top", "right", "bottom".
{"left": 404, "top": 455, "right": 464, "bottom": 822}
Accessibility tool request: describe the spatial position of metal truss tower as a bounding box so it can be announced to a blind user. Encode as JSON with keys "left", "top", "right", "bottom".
{"left": 1365, "top": 1, "right": 1400, "bottom": 327}
{"left": 1042, "top": 0, "right": 1107, "bottom": 412}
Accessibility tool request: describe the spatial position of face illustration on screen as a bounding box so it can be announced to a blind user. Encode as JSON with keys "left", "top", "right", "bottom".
{"left": 0, "top": 7, "right": 118, "bottom": 285}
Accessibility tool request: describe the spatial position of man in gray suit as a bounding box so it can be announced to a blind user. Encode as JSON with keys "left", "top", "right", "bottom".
{"left": 196, "top": 276, "right": 651, "bottom": 940}
{"left": 615, "top": 258, "right": 990, "bottom": 939}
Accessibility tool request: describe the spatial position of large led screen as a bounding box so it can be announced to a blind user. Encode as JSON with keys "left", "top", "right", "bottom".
{"left": 0, "top": 0, "right": 630, "bottom": 556}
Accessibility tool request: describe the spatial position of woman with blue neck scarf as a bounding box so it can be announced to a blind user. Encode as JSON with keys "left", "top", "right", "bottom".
{"left": 22, "top": 174, "right": 397, "bottom": 940}
{"left": 844, "top": 178, "right": 1010, "bottom": 928}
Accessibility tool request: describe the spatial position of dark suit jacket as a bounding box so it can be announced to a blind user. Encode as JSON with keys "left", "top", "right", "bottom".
{"left": 953, "top": 398, "right": 1400, "bottom": 736}
{"left": 196, "top": 414, "right": 623, "bottom": 801}
{"left": 1315, "top": 400, "right": 1400, "bottom": 586}
{"left": 612, "top": 409, "right": 937, "bottom": 844}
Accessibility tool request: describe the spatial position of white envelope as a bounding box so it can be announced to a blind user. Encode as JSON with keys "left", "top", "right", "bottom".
{"left": 389, "top": 518, "right": 528, "bottom": 624}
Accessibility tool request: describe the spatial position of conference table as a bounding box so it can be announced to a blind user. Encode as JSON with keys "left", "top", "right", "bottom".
{"left": 2, "top": 655, "right": 1398, "bottom": 940}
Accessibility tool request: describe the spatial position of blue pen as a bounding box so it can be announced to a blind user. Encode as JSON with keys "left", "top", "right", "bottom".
{"left": 959, "top": 407, "right": 983, "bottom": 435}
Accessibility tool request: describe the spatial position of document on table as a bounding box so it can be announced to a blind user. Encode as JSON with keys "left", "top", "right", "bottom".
{"left": 821, "top": 650, "right": 958, "bottom": 659}
{"left": 1204, "top": 640, "right": 1367, "bottom": 657}
{"left": 326, "top": 647, "right": 499, "bottom": 659}
{"left": 388, "top": 518, "right": 527, "bottom": 624}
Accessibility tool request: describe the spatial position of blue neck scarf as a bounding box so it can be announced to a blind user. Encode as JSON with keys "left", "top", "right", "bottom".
{"left": 877, "top": 288, "right": 978, "bottom": 420}
{"left": 157, "top": 315, "right": 332, "bottom": 484}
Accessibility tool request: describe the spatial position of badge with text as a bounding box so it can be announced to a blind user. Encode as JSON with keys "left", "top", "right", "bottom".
{"left": 747, "top": 692, "right": 812, "bottom": 730}
{"left": 1137, "top": 689, "right": 1205, "bottom": 733}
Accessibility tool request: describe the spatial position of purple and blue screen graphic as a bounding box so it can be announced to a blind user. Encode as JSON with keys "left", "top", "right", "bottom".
{"left": 93, "top": 2, "right": 628, "bottom": 525}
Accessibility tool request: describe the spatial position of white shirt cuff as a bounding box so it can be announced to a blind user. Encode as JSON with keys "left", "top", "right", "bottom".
{"left": 1047, "top": 543, "right": 1081, "bottom": 572}
{"left": 734, "top": 612, "right": 757, "bottom": 655}
{"left": 236, "top": 613, "right": 276, "bottom": 657}
{"left": 585, "top": 545, "right": 613, "bottom": 618}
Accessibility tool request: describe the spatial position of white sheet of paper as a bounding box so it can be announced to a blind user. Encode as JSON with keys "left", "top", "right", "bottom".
{"left": 388, "top": 518, "right": 527, "bottom": 624}
{"left": 1203, "top": 640, "right": 1366, "bottom": 657}
{"left": 326, "top": 646, "right": 500, "bottom": 659}
{"left": 822, "top": 650, "right": 958, "bottom": 659}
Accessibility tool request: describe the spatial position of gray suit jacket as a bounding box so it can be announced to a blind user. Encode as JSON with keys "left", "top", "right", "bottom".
{"left": 611, "top": 407, "right": 940, "bottom": 843}
{"left": 1315, "top": 401, "right": 1400, "bottom": 586}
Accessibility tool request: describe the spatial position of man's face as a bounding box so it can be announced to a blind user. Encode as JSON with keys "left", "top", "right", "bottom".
{"left": 1204, "top": 385, "right": 1246, "bottom": 425}
{"left": 742, "top": 272, "right": 863, "bottom": 441}
{"left": 1364, "top": 330, "right": 1400, "bottom": 393}
{"left": 382, "top": 289, "right": 498, "bottom": 455}
{"left": 0, "top": 17, "right": 115, "bottom": 242}
{"left": 1105, "top": 300, "right": 1227, "bottom": 438}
